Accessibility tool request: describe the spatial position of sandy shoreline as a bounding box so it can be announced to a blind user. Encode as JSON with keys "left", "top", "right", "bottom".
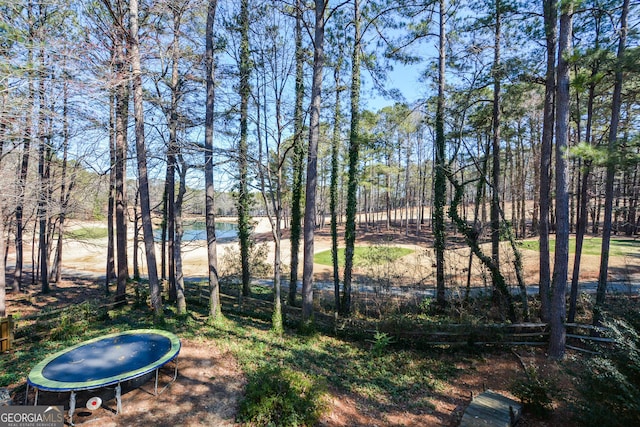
{"left": 5, "top": 217, "right": 338, "bottom": 279}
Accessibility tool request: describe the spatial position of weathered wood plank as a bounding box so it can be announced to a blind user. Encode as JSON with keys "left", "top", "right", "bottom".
{"left": 566, "top": 333, "right": 615, "bottom": 343}
{"left": 459, "top": 390, "right": 521, "bottom": 427}
{"left": 1, "top": 316, "right": 13, "bottom": 352}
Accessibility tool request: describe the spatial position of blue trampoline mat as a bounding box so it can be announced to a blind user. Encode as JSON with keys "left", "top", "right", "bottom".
{"left": 28, "top": 329, "right": 181, "bottom": 391}
{"left": 43, "top": 333, "right": 171, "bottom": 383}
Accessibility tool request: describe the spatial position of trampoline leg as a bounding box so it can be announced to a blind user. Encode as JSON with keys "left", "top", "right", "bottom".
{"left": 115, "top": 383, "right": 122, "bottom": 415}
{"left": 154, "top": 368, "right": 159, "bottom": 396}
{"left": 155, "top": 358, "right": 179, "bottom": 395}
{"left": 34, "top": 388, "right": 39, "bottom": 406}
{"left": 69, "top": 391, "right": 76, "bottom": 426}
{"left": 25, "top": 383, "right": 29, "bottom": 405}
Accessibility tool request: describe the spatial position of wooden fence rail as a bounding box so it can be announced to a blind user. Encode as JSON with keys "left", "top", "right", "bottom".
{"left": 184, "top": 282, "right": 613, "bottom": 352}
{"left": 3, "top": 283, "right": 616, "bottom": 353}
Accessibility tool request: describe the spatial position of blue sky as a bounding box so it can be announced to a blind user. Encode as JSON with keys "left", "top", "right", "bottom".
{"left": 364, "top": 61, "right": 425, "bottom": 111}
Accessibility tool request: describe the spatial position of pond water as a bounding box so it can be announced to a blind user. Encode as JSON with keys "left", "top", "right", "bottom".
{"left": 155, "top": 221, "right": 237, "bottom": 242}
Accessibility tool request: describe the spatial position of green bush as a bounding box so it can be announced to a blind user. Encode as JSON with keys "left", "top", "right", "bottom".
{"left": 238, "top": 366, "right": 327, "bottom": 427}
{"left": 574, "top": 318, "right": 640, "bottom": 426}
{"left": 133, "top": 281, "right": 150, "bottom": 307}
{"left": 369, "top": 331, "right": 394, "bottom": 357}
{"left": 510, "top": 362, "right": 558, "bottom": 418}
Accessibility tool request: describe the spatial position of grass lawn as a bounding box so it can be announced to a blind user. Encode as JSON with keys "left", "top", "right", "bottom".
{"left": 314, "top": 246, "right": 414, "bottom": 267}
{"left": 64, "top": 227, "right": 109, "bottom": 240}
{"left": 517, "top": 236, "right": 640, "bottom": 257}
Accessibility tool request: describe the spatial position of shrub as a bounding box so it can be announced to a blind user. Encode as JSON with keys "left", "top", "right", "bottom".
{"left": 238, "top": 366, "right": 328, "bottom": 426}
{"left": 573, "top": 318, "right": 640, "bottom": 426}
{"left": 369, "top": 331, "right": 394, "bottom": 357}
{"left": 133, "top": 281, "right": 150, "bottom": 307}
{"left": 510, "top": 362, "right": 558, "bottom": 418}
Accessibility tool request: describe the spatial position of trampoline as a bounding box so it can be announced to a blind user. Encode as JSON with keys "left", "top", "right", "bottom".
{"left": 26, "top": 329, "right": 180, "bottom": 424}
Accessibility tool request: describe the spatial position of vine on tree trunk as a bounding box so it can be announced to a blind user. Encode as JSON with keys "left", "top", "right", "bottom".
{"left": 446, "top": 169, "right": 517, "bottom": 322}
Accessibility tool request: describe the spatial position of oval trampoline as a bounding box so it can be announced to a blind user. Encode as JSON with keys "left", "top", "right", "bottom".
{"left": 26, "top": 329, "right": 181, "bottom": 424}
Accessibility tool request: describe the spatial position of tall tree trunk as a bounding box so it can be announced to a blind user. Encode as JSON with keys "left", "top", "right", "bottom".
{"left": 531, "top": 122, "right": 540, "bottom": 235}
{"left": 165, "top": 4, "right": 182, "bottom": 304}
{"left": 133, "top": 190, "right": 141, "bottom": 281}
{"left": 434, "top": 0, "right": 447, "bottom": 307}
{"left": 272, "top": 106, "right": 285, "bottom": 335}
{"left": 539, "top": 0, "right": 557, "bottom": 323}
{"left": 37, "top": 43, "right": 49, "bottom": 294}
{"left": 594, "top": 0, "right": 629, "bottom": 326}
{"left": 130, "top": 0, "right": 162, "bottom": 316}
{"left": 204, "top": 0, "right": 222, "bottom": 320}
{"left": 302, "top": 0, "right": 327, "bottom": 326}
{"left": 0, "top": 94, "right": 6, "bottom": 312}
{"left": 548, "top": 1, "right": 573, "bottom": 360}
{"left": 114, "top": 16, "right": 129, "bottom": 303}
{"left": 404, "top": 140, "right": 411, "bottom": 237}
{"left": 516, "top": 125, "right": 526, "bottom": 238}
{"left": 238, "top": 0, "right": 252, "bottom": 298}
{"left": 467, "top": 142, "right": 490, "bottom": 298}
{"left": 105, "top": 90, "right": 116, "bottom": 295}
{"left": 386, "top": 154, "right": 392, "bottom": 230}
{"left": 625, "top": 111, "right": 637, "bottom": 236}
{"left": 272, "top": 217, "right": 283, "bottom": 332}
{"left": 161, "top": 188, "right": 167, "bottom": 281}
{"left": 331, "top": 63, "right": 343, "bottom": 314}
{"left": 594, "top": 179, "right": 601, "bottom": 233}
{"left": 491, "top": 0, "right": 502, "bottom": 270}
{"left": 628, "top": 142, "right": 638, "bottom": 236}
{"left": 289, "top": 0, "right": 305, "bottom": 306}
{"left": 342, "top": 0, "right": 361, "bottom": 316}
{"left": 255, "top": 75, "right": 284, "bottom": 334}
{"left": 54, "top": 76, "right": 71, "bottom": 284}
{"left": 509, "top": 143, "right": 516, "bottom": 237}
{"left": 15, "top": 43, "right": 35, "bottom": 293}
{"left": 569, "top": 59, "right": 599, "bottom": 322}
{"left": 174, "top": 157, "right": 187, "bottom": 315}
{"left": 418, "top": 134, "right": 427, "bottom": 234}
{"left": 569, "top": 162, "right": 590, "bottom": 322}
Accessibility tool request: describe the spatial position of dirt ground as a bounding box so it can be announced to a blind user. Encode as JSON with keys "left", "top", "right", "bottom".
{"left": 5, "top": 217, "right": 633, "bottom": 426}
